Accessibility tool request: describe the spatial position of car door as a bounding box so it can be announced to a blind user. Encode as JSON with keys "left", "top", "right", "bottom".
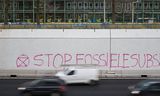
{"left": 65, "top": 70, "right": 77, "bottom": 83}
{"left": 30, "top": 81, "right": 46, "bottom": 94}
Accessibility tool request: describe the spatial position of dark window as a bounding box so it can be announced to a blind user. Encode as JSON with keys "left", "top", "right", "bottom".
{"left": 85, "top": 3, "right": 87, "bottom": 7}
{"left": 90, "top": 3, "right": 92, "bottom": 7}
{"left": 67, "top": 70, "right": 75, "bottom": 75}
{"left": 89, "top": 3, "right": 93, "bottom": 9}
{"left": 37, "top": 81, "right": 59, "bottom": 86}
{"left": 68, "top": 3, "right": 70, "bottom": 7}
{"left": 139, "top": 3, "right": 141, "bottom": 7}
{"left": 45, "top": 81, "right": 59, "bottom": 86}
{"left": 95, "top": 3, "right": 98, "bottom": 7}
{"left": 101, "top": 3, "right": 103, "bottom": 7}
{"left": 150, "top": 4, "right": 152, "bottom": 8}
{"left": 149, "top": 83, "right": 160, "bottom": 90}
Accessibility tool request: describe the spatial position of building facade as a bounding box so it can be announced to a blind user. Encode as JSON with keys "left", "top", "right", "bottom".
{"left": 0, "top": 0, "right": 160, "bottom": 23}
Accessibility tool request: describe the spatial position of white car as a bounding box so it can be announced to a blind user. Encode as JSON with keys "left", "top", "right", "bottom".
{"left": 55, "top": 68, "right": 99, "bottom": 85}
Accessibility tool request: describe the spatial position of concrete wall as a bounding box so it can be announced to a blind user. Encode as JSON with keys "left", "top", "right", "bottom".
{"left": 0, "top": 29, "right": 160, "bottom": 77}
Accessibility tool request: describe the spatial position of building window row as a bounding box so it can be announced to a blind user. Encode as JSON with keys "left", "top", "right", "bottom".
{"left": 1, "top": 1, "right": 160, "bottom": 11}
{"left": 66, "top": 2, "right": 110, "bottom": 10}
{"left": 135, "top": 2, "right": 160, "bottom": 10}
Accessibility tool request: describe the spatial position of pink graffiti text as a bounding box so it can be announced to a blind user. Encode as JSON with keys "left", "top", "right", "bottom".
{"left": 16, "top": 53, "right": 160, "bottom": 69}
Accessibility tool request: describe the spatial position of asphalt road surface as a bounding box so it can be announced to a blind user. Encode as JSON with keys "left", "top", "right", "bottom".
{"left": 0, "top": 79, "right": 144, "bottom": 96}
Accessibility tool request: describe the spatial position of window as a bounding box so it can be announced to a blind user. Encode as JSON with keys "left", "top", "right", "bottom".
{"left": 144, "top": 3, "right": 148, "bottom": 9}
{"left": 84, "top": 2, "right": 88, "bottom": 9}
{"left": 45, "top": 81, "right": 59, "bottom": 86}
{"left": 89, "top": 2, "right": 93, "bottom": 9}
{"left": 150, "top": 3, "right": 152, "bottom": 9}
{"left": 67, "top": 70, "right": 75, "bottom": 75}
{"left": 78, "top": 2, "right": 82, "bottom": 9}
{"left": 67, "top": 2, "right": 71, "bottom": 9}
{"left": 38, "top": 81, "right": 59, "bottom": 86}
{"left": 138, "top": 3, "right": 142, "bottom": 9}
{"left": 100, "top": 2, "right": 104, "bottom": 9}
{"left": 155, "top": 3, "right": 158, "bottom": 9}
{"left": 149, "top": 83, "right": 160, "bottom": 91}
{"left": 95, "top": 2, "right": 99, "bottom": 9}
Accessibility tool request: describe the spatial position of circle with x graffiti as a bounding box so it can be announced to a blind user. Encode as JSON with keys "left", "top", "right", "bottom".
{"left": 16, "top": 54, "right": 30, "bottom": 68}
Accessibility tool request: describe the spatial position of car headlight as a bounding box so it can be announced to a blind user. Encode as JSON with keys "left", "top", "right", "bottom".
{"left": 17, "top": 87, "right": 26, "bottom": 90}
{"left": 131, "top": 90, "right": 140, "bottom": 94}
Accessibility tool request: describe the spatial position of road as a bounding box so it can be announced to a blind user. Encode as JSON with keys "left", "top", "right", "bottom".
{"left": 0, "top": 79, "right": 144, "bottom": 96}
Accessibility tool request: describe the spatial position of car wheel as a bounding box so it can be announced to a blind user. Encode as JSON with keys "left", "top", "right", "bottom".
{"left": 50, "top": 93, "right": 60, "bottom": 96}
{"left": 90, "top": 80, "right": 97, "bottom": 86}
{"left": 22, "top": 92, "right": 32, "bottom": 96}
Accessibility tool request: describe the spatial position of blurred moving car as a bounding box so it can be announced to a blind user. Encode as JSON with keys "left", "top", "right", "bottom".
{"left": 55, "top": 67, "right": 99, "bottom": 85}
{"left": 17, "top": 78, "right": 66, "bottom": 96}
{"left": 128, "top": 79, "right": 160, "bottom": 96}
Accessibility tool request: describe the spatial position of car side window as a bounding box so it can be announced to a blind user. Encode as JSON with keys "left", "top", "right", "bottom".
{"left": 46, "top": 81, "right": 59, "bottom": 86}
{"left": 67, "top": 70, "right": 75, "bottom": 75}
{"left": 37, "top": 81, "right": 46, "bottom": 86}
{"left": 149, "top": 83, "right": 160, "bottom": 90}
{"left": 37, "top": 81, "right": 59, "bottom": 86}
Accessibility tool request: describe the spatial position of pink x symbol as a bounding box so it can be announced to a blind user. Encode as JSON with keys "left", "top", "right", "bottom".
{"left": 16, "top": 54, "right": 30, "bottom": 68}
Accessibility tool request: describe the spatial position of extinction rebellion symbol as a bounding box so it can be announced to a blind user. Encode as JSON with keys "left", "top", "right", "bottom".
{"left": 16, "top": 54, "right": 30, "bottom": 68}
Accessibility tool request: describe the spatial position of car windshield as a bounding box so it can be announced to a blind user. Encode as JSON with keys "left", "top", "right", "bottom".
{"left": 135, "top": 80, "right": 151, "bottom": 89}
{"left": 63, "top": 68, "right": 73, "bottom": 75}
{"left": 30, "top": 80, "right": 41, "bottom": 85}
